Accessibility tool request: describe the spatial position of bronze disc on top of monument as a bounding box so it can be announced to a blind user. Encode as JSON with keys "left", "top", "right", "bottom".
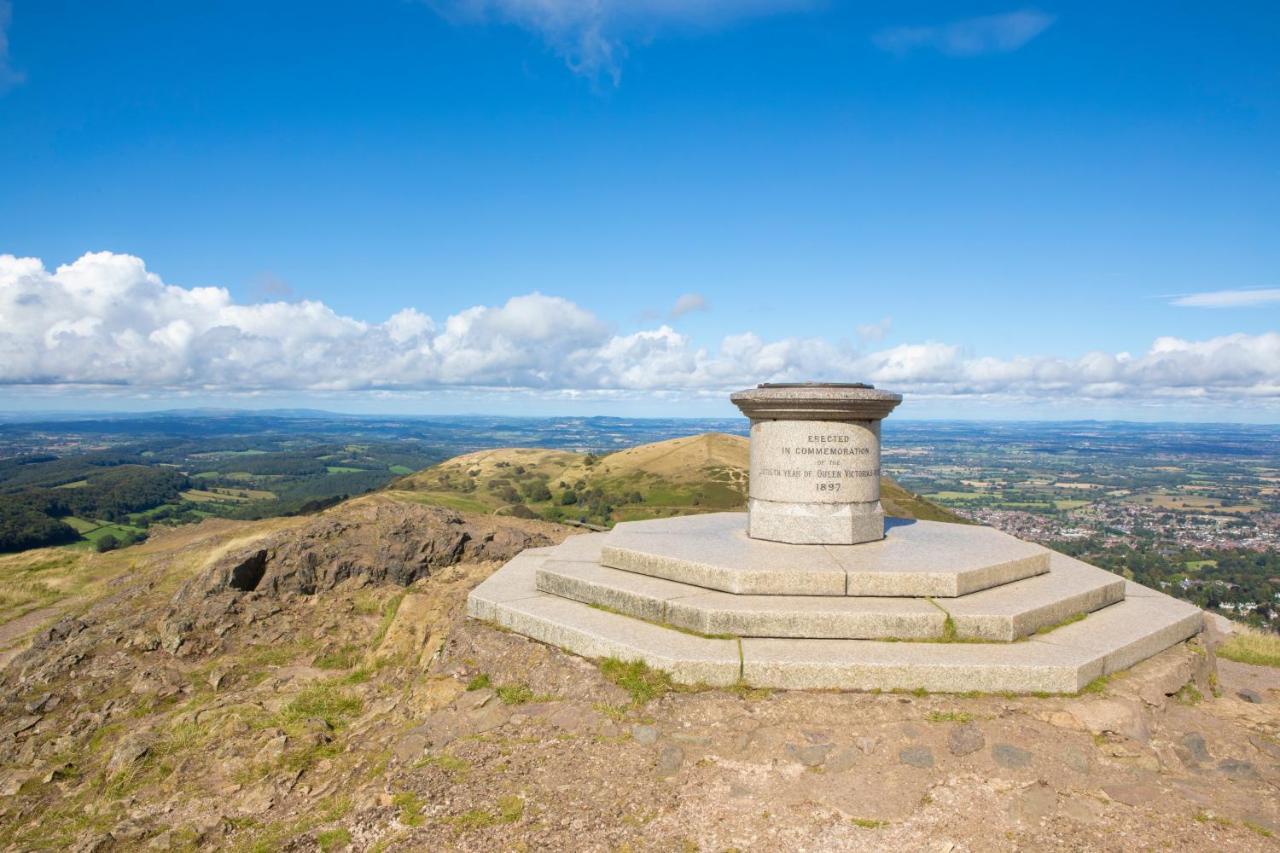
{"left": 730, "top": 382, "right": 902, "bottom": 546}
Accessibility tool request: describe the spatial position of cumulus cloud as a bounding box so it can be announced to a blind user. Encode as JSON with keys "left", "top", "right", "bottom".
{"left": 428, "top": 0, "right": 812, "bottom": 83}
{"left": 3, "top": 251, "right": 1280, "bottom": 409}
{"left": 874, "top": 9, "right": 1055, "bottom": 58}
{"left": 670, "top": 292, "right": 708, "bottom": 319}
{"left": 0, "top": 0, "right": 23, "bottom": 92}
{"left": 1170, "top": 288, "right": 1280, "bottom": 308}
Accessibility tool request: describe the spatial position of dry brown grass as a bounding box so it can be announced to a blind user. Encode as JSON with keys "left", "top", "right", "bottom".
{"left": 1217, "top": 628, "right": 1280, "bottom": 668}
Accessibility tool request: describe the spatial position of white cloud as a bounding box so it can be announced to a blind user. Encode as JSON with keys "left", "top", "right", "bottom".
{"left": 429, "top": 0, "right": 812, "bottom": 83}
{"left": 856, "top": 316, "right": 891, "bottom": 343}
{"left": 670, "top": 292, "right": 708, "bottom": 319}
{"left": 3, "top": 251, "right": 1280, "bottom": 410}
{"left": 874, "top": 10, "right": 1055, "bottom": 58}
{"left": 1170, "top": 288, "right": 1280, "bottom": 308}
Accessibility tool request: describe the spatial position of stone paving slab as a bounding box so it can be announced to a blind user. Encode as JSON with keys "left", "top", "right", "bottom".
{"left": 938, "top": 552, "right": 1126, "bottom": 641}
{"left": 602, "top": 513, "right": 1049, "bottom": 597}
{"left": 536, "top": 558, "right": 945, "bottom": 639}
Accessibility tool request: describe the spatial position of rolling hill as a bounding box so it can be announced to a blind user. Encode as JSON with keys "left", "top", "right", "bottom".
{"left": 390, "top": 433, "right": 965, "bottom": 526}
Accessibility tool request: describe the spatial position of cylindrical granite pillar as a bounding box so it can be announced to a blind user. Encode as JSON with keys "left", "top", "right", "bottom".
{"left": 730, "top": 383, "right": 903, "bottom": 545}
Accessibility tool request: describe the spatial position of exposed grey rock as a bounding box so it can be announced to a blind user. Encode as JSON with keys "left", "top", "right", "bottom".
{"left": 1216, "top": 759, "right": 1257, "bottom": 780}
{"left": 1236, "top": 689, "right": 1263, "bottom": 704}
{"left": 826, "top": 746, "right": 859, "bottom": 773}
{"left": 630, "top": 724, "right": 659, "bottom": 745}
{"left": 656, "top": 744, "right": 684, "bottom": 778}
{"left": 1178, "top": 732, "right": 1210, "bottom": 764}
{"left": 899, "top": 745, "right": 934, "bottom": 768}
{"left": 993, "top": 743, "right": 1033, "bottom": 769}
{"left": 949, "top": 723, "right": 985, "bottom": 756}
{"left": 785, "top": 742, "right": 833, "bottom": 767}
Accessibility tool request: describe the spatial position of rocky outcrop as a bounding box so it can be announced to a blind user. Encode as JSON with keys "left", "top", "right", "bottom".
{"left": 179, "top": 499, "right": 554, "bottom": 602}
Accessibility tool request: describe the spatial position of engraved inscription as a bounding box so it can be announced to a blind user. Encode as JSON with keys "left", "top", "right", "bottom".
{"left": 749, "top": 421, "right": 881, "bottom": 503}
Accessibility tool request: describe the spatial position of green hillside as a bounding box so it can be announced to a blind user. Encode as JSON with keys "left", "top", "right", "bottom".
{"left": 390, "top": 433, "right": 966, "bottom": 527}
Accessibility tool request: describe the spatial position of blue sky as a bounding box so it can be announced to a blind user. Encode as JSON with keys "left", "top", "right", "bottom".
{"left": 0, "top": 1, "right": 1277, "bottom": 419}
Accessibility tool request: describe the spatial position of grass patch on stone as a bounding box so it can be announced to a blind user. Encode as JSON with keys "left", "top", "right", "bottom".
{"left": 393, "top": 792, "right": 426, "bottom": 827}
{"left": 314, "top": 644, "right": 362, "bottom": 670}
{"left": 495, "top": 683, "right": 534, "bottom": 705}
{"left": 277, "top": 680, "right": 363, "bottom": 730}
{"left": 443, "top": 796, "right": 524, "bottom": 831}
{"left": 415, "top": 752, "right": 469, "bottom": 777}
{"left": 851, "top": 818, "right": 888, "bottom": 829}
{"left": 1032, "top": 611, "right": 1087, "bottom": 636}
{"left": 1243, "top": 820, "right": 1274, "bottom": 838}
{"left": 726, "top": 679, "right": 772, "bottom": 701}
{"left": 316, "top": 828, "right": 351, "bottom": 852}
{"left": 370, "top": 590, "right": 407, "bottom": 649}
{"left": 1176, "top": 683, "right": 1204, "bottom": 705}
{"left": 600, "top": 657, "right": 674, "bottom": 706}
{"left": 1194, "top": 810, "right": 1232, "bottom": 828}
{"left": 925, "top": 710, "right": 973, "bottom": 723}
{"left": 466, "top": 673, "right": 491, "bottom": 691}
{"left": 1217, "top": 630, "right": 1280, "bottom": 668}
{"left": 1080, "top": 673, "right": 1110, "bottom": 695}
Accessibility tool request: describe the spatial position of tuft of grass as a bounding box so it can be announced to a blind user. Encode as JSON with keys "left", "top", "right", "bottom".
{"left": 278, "top": 680, "right": 363, "bottom": 730}
{"left": 393, "top": 792, "right": 425, "bottom": 827}
{"left": 316, "top": 827, "right": 351, "bottom": 852}
{"left": 495, "top": 683, "right": 534, "bottom": 705}
{"left": 1217, "top": 631, "right": 1280, "bottom": 668}
{"left": 1033, "top": 611, "right": 1087, "bottom": 636}
{"left": 726, "top": 679, "right": 772, "bottom": 701}
{"left": 315, "top": 644, "right": 361, "bottom": 670}
{"left": 497, "top": 795, "right": 525, "bottom": 824}
{"left": 851, "top": 818, "right": 888, "bottom": 829}
{"left": 370, "top": 591, "right": 407, "bottom": 649}
{"left": 1194, "top": 810, "right": 1232, "bottom": 828}
{"left": 466, "top": 673, "right": 492, "bottom": 691}
{"left": 600, "top": 658, "right": 674, "bottom": 706}
{"left": 415, "top": 752, "right": 469, "bottom": 777}
{"left": 1080, "top": 674, "right": 1110, "bottom": 695}
{"left": 925, "top": 710, "right": 973, "bottom": 723}
{"left": 1176, "top": 683, "right": 1204, "bottom": 705}
{"left": 1243, "top": 820, "right": 1274, "bottom": 838}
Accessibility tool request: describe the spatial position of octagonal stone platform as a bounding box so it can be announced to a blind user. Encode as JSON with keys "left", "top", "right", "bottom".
{"left": 467, "top": 510, "right": 1205, "bottom": 693}
{"left": 599, "top": 513, "right": 1050, "bottom": 597}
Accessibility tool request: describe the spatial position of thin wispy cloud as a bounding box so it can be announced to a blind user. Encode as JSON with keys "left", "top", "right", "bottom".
{"left": 856, "top": 317, "right": 892, "bottom": 344}
{"left": 428, "top": 0, "right": 813, "bottom": 84}
{"left": 874, "top": 9, "right": 1055, "bottom": 58}
{"left": 1170, "top": 288, "right": 1280, "bottom": 308}
{"left": 4, "top": 251, "right": 1280, "bottom": 410}
{"left": 670, "top": 293, "right": 709, "bottom": 320}
{"left": 0, "top": 0, "right": 23, "bottom": 92}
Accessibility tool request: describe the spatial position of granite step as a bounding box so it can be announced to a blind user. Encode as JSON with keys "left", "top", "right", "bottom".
{"left": 537, "top": 549, "right": 1124, "bottom": 641}
{"left": 599, "top": 512, "right": 1050, "bottom": 597}
{"left": 536, "top": 558, "right": 946, "bottom": 640}
{"left": 467, "top": 548, "right": 1204, "bottom": 694}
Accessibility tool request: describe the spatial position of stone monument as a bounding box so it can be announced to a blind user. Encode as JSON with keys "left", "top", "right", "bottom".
{"left": 730, "top": 382, "right": 901, "bottom": 545}
{"left": 467, "top": 384, "right": 1204, "bottom": 694}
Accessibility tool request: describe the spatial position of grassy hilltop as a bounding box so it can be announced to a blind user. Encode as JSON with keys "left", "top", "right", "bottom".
{"left": 391, "top": 433, "right": 964, "bottom": 527}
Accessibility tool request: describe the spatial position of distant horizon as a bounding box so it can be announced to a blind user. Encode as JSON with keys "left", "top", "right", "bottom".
{"left": 2, "top": 404, "right": 1279, "bottom": 429}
